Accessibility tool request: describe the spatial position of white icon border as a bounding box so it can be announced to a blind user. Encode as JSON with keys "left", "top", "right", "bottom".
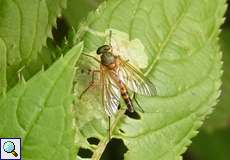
{"left": 0, "top": 138, "right": 21, "bottom": 160}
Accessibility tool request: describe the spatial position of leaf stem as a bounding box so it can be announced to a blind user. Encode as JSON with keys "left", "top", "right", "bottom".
{"left": 91, "top": 109, "right": 126, "bottom": 160}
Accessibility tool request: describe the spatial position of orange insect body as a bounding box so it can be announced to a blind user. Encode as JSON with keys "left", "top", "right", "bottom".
{"left": 81, "top": 33, "right": 156, "bottom": 117}
{"left": 119, "top": 81, "right": 134, "bottom": 112}
{"left": 100, "top": 56, "right": 134, "bottom": 113}
{"left": 95, "top": 45, "right": 156, "bottom": 116}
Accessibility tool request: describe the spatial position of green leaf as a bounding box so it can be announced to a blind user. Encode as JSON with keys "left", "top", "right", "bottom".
{"left": 0, "top": 0, "right": 66, "bottom": 89}
{"left": 188, "top": 29, "right": 230, "bottom": 159}
{"left": 0, "top": 42, "right": 83, "bottom": 160}
{"left": 73, "top": 0, "right": 226, "bottom": 159}
{"left": 0, "top": 38, "right": 7, "bottom": 95}
{"left": 203, "top": 29, "right": 230, "bottom": 130}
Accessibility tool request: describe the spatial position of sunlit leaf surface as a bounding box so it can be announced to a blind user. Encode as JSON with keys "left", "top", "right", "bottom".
{"left": 0, "top": 43, "right": 83, "bottom": 160}
{"left": 0, "top": 0, "right": 66, "bottom": 89}
{"left": 73, "top": 0, "right": 226, "bottom": 159}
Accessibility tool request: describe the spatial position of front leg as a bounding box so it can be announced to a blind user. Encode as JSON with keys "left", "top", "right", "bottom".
{"left": 79, "top": 70, "right": 100, "bottom": 99}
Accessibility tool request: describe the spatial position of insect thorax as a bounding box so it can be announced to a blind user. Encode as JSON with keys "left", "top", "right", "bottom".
{"left": 100, "top": 52, "right": 116, "bottom": 66}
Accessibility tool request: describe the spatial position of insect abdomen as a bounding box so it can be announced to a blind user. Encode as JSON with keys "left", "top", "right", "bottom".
{"left": 120, "top": 85, "right": 134, "bottom": 112}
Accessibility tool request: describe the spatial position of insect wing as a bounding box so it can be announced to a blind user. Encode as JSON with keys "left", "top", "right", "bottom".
{"left": 101, "top": 67, "right": 120, "bottom": 116}
{"left": 118, "top": 58, "right": 157, "bottom": 96}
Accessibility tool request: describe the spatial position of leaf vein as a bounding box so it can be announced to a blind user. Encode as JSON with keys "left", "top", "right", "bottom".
{"left": 27, "top": 1, "right": 40, "bottom": 61}
{"left": 11, "top": 0, "right": 23, "bottom": 60}
{"left": 145, "top": 0, "right": 192, "bottom": 76}
{"left": 15, "top": 87, "right": 27, "bottom": 132}
{"left": 22, "top": 70, "right": 68, "bottom": 146}
{"left": 128, "top": 0, "right": 142, "bottom": 40}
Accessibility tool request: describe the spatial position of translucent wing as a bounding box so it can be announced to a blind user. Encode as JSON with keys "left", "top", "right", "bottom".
{"left": 118, "top": 57, "right": 157, "bottom": 96}
{"left": 101, "top": 66, "right": 120, "bottom": 116}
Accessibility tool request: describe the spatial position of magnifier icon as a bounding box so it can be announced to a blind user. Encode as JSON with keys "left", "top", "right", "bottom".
{"left": 3, "top": 141, "right": 18, "bottom": 157}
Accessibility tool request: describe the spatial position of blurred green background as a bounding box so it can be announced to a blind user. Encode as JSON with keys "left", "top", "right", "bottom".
{"left": 56, "top": 0, "right": 230, "bottom": 159}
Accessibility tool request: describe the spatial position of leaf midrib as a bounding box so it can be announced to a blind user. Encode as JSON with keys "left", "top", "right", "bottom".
{"left": 145, "top": 1, "right": 191, "bottom": 76}
{"left": 27, "top": 0, "right": 40, "bottom": 61}
{"left": 11, "top": 0, "right": 23, "bottom": 62}
{"left": 89, "top": 1, "right": 193, "bottom": 159}
{"left": 21, "top": 66, "right": 70, "bottom": 146}
{"left": 122, "top": 82, "right": 214, "bottom": 139}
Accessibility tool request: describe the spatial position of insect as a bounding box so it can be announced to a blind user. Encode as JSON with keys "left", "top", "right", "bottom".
{"left": 80, "top": 31, "right": 157, "bottom": 136}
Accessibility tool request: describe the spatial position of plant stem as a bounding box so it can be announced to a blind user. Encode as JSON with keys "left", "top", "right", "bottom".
{"left": 91, "top": 109, "right": 126, "bottom": 160}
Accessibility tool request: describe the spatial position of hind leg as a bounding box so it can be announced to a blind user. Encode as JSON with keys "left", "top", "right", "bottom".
{"left": 133, "top": 93, "right": 144, "bottom": 113}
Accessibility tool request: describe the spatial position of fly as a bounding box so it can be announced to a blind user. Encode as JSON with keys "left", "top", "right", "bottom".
{"left": 80, "top": 30, "right": 157, "bottom": 138}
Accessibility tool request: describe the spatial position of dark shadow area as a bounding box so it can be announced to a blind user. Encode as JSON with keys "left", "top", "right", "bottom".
{"left": 52, "top": 17, "right": 70, "bottom": 46}
{"left": 77, "top": 147, "right": 93, "bottom": 158}
{"left": 87, "top": 137, "right": 100, "bottom": 145}
{"left": 125, "top": 110, "right": 141, "bottom": 120}
{"left": 223, "top": 0, "right": 230, "bottom": 28}
{"left": 183, "top": 150, "right": 199, "bottom": 160}
{"left": 100, "top": 138, "right": 128, "bottom": 160}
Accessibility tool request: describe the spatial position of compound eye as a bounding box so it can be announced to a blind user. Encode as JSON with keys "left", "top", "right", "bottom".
{"left": 96, "top": 45, "right": 111, "bottom": 55}
{"left": 96, "top": 48, "right": 101, "bottom": 55}
{"left": 105, "top": 45, "right": 111, "bottom": 50}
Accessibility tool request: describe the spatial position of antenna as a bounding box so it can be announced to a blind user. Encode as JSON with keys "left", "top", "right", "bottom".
{"left": 109, "top": 30, "right": 112, "bottom": 46}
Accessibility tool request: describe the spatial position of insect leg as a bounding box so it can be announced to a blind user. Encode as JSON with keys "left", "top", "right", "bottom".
{"left": 108, "top": 116, "right": 111, "bottom": 141}
{"left": 82, "top": 53, "right": 101, "bottom": 63}
{"left": 79, "top": 70, "right": 100, "bottom": 99}
{"left": 133, "top": 93, "right": 144, "bottom": 113}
